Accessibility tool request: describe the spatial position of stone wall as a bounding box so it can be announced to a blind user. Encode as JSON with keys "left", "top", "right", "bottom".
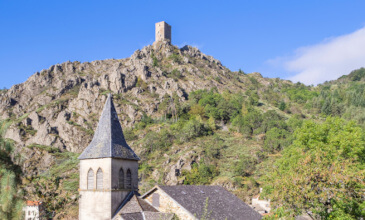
{"left": 144, "top": 188, "right": 196, "bottom": 220}
{"left": 155, "top": 21, "right": 171, "bottom": 43}
{"left": 79, "top": 158, "right": 139, "bottom": 220}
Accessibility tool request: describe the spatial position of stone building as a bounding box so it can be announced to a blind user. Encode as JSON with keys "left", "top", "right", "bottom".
{"left": 251, "top": 188, "right": 271, "bottom": 215}
{"left": 78, "top": 94, "right": 261, "bottom": 219}
{"left": 142, "top": 185, "right": 262, "bottom": 220}
{"left": 155, "top": 21, "right": 171, "bottom": 43}
{"left": 24, "top": 201, "right": 43, "bottom": 220}
{"left": 78, "top": 94, "right": 140, "bottom": 220}
{"left": 78, "top": 94, "right": 172, "bottom": 220}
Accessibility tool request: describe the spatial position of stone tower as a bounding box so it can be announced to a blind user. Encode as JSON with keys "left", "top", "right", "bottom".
{"left": 155, "top": 21, "right": 171, "bottom": 43}
{"left": 78, "top": 94, "right": 140, "bottom": 220}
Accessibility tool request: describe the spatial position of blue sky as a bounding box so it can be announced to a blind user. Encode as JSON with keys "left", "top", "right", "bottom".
{"left": 1, "top": 0, "right": 365, "bottom": 88}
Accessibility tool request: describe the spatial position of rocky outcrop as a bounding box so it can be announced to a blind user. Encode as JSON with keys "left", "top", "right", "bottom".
{"left": 0, "top": 42, "right": 249, "bottom": 153}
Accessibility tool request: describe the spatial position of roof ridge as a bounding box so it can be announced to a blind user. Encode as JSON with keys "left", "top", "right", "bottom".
{"left": 108, "top": 93, "right": 112, "bottom": 158}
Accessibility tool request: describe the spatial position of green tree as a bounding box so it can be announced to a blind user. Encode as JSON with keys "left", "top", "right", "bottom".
{"left": 278, "top": 101, "right": 286, "bottom": 111}
{"left": 263, "top": 117, "right": 365, "bottom": 218}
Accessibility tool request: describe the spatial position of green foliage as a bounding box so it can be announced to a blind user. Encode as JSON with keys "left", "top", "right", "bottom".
{"left": 246, "top": 90, "right": 260, "bottom": 106}
{"left": 231, "top": 109, "right": 263, "bottom": 136}
{"left": 263, "top": 128, "right": 291, "bottom": 153}
{"left": 141, "top": 129, "right": 174, "bottom": 154}
{"left": 339, "top": 67, "right": 365, "bottom": 82}
{"left": 123, "top": 128, "right": 137, "bottom": 141}
{"left": 183, "top": 163, "right": 219, "bottom": 185}
{"left": 27, "top": 144, "right": 60, "bottom": 153}
{"left": 278, "top": 101, "right": 286, "bottom": 111}
{"left": 136, "top": 77, "right": 148, "bottom": 91}
{"left": 100, "top": 89, "right": 112, "bottom": 96}
{"left": 188, "top": 89, "right": 244, "bottom": 122}
{"left": 151, "top": 52, "right": 158, "bottom": 67}
{"left": 0, "top": 121, "right": 24, "bottom": 220}
{"left": 176, "top": 118, "right": 212, "bottom": 142}
{"left": 168, "top": 53, "right": 182, "bottom": 64}
{"left": 283, "top": 83, "right": 318, "bottom": 104}
{"left": 135, "top": 113, "right": 154, "bottom": 129}
{"left": 32, "top": 150, "right": 80, "bottom": 217}
{"left": 163, "top": 68, "right": 183, "bottom": 81}
{"left": 233, "top": 155, "right": 257, "bottom": 177}
{"left": 263, "top": 117, "right": 365, "bottom": 218}
{"left": 238, "top": 69, "right": 245, "bottom": 74}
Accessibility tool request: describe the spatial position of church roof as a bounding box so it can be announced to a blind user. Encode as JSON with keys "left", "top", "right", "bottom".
{"left": 142, "top": 185, "right": 262, "bottom": 220}
{"left": 78, "top": 94, "right": 140, "bottom": 160}
{"left": 113, "top": 191, "right": 173, "bottom": 220}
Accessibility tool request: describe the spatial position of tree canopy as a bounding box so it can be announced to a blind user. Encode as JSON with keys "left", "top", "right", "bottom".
{"left": 263, "top": 117, "right": 365, "bottom": 219}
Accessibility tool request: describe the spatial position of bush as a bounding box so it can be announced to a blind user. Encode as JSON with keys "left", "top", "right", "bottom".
{"left": 183, "top": 163, "right": 219, "bottom": 185}
{"left": 141, "top": 129, "right": 174, "bottom": 154}
{"left": 278, "top": 101, "right": 286, "bottom": 111}
{"left": 234, "top": 155, "right": 257, "bottom": 177}
{"left": 263, "top": 128, "right": 291, "bottom": 153}
{"left": 178, "top": 118, "right": 212, "bottom": 142}
{"left": 168, "top": 53, "right": 182, "bottom": 64}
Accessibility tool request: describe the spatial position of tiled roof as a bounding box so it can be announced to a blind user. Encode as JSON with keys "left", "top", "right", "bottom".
{"left": 156, "top": 185, "right": 262, "bottom": 220}
{"left": 79, "top": 94, "right": 139, "bottom": 160}
{"left": 26, "top": 201, "right": 42, "bottom": 206}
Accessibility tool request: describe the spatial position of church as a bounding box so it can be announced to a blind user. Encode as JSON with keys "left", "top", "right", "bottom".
{"left": 78, "top": 94, "right": 262, "bottom": 220}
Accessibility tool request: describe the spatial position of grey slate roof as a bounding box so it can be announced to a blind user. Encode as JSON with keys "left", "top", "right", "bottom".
{"left": 113, "top": 191, "right": 173, "bottom": 220}
{"left": 79, "top": 94, "right": 140, "bottom": 160}
{"left": 155, "top": 185, "right": 262, "bottom": 220}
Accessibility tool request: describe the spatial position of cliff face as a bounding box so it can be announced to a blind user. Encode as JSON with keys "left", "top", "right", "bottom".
{"left": 0, "top": 42, "right": 252, "bottom": 153}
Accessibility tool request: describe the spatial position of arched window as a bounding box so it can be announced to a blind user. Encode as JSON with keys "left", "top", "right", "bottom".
{"left": 87, "top": 169, "right": 94, "bottom": 190}
{"left": 118, "top": 168, "right": 124, "bottom": 189}
{"left": 126, "top": 169, "right": 132, "bottom": 189}
{"left": 96, "top": 168, "right": 103, "bottom": 190}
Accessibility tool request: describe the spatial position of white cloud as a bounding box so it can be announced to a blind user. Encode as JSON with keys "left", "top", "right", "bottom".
{"left": 270, "top": 27, "right": 365, "bottom": 85}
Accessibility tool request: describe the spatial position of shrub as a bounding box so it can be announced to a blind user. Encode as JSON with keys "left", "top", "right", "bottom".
{"left": 178, "top": 118, "right": 212, "bottom": 142}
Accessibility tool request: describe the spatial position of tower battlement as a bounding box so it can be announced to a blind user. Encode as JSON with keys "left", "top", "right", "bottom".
{"left": 155, "top": 21, "right": 171, "bottom": 43}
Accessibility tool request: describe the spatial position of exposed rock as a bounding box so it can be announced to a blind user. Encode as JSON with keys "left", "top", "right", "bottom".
{"left": 164, "top": 150, "right": 198, "bottom": 185}
{"left": 0, "top": 43, "right": 276, "bottom": 187}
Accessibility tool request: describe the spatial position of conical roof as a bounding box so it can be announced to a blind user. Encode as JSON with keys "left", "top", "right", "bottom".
{"left": 78, "top": 94, "right": 139, "bottom": 160}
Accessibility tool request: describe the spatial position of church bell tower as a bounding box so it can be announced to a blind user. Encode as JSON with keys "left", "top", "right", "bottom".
{"left": 78, "top": 94, "right": 140, "bottom": 220}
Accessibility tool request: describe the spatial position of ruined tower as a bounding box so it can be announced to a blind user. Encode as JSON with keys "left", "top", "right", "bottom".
{"left": 78, "top": 94, "right": 140, "bottom": 220}
{"left": 155, "top": 21, "right": 171, "bottom": 43}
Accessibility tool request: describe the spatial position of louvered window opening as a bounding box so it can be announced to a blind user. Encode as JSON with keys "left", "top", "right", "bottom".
{"left": 126, "top": 169, "right": 132, "bottom": 189}
{"left": 87, "top": 169, "right": 94, "bottom": 190}
{"left": 96, "top": 168, "right": 103, "bottom": 190}
{"left": 119, "top": 168, "right": 124, "bottom": 189}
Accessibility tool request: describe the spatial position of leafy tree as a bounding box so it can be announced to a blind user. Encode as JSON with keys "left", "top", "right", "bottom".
{"left": 263, "top": 117, "right": 365, "bottom": 218}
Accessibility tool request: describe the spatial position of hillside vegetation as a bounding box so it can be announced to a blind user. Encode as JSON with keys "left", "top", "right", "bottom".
{"left": 0, "top": 42, "right": 364, "bottom": 219}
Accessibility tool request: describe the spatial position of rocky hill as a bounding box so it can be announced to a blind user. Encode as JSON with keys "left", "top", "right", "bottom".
{"left": 0, "top": 41, "right": 305, "bottom": 218}
{"left": 1, "top": 41, "right": 267, "bottom": 153}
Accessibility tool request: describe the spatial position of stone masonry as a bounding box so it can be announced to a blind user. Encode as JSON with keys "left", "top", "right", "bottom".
{"left": 155, "top": 21, "right": 171, "bottom": 43}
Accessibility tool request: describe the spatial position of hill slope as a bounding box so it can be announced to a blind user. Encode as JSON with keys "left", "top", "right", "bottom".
{"left": 1, "top": 42, "right": 363, "bottom": 219}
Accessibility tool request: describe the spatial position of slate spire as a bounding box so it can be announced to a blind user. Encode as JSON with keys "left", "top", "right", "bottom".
{"left": 78, "top": 94, "right": 139, "bottom": 160}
